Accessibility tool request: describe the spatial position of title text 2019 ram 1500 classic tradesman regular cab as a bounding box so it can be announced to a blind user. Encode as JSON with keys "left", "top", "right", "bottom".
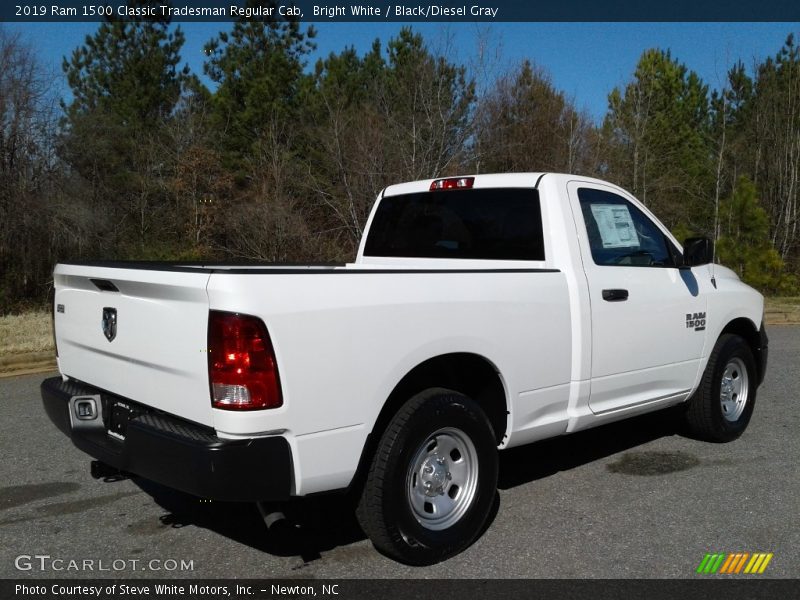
{"left": 42, "top": 173, "right": 768, "bottom": 565}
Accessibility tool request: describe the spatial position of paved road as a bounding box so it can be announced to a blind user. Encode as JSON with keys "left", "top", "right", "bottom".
{"left": 1, "top": 327, "right": 798, "bottom": 579}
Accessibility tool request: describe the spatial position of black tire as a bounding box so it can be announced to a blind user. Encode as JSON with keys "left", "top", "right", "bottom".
{"left": 356, "top": 388, "right": 499, "bottom": 565}
{"left": 684, "top": 334, "right": 758, "bottom": 442}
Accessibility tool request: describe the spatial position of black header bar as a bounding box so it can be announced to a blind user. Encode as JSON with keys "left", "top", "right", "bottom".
{"left": 3, "top": 0, "right": 800, "bottom": 22}
{"left": 3, "top": 579, "right": 799, "bottom": 600}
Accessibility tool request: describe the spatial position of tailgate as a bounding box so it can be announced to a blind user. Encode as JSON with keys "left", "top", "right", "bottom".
{"left": 53, "top": 264, "right": 214, "bottom": 427}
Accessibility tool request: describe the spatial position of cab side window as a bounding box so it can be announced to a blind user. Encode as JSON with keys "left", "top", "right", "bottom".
{"left": 578, "top": 187, "right": 675, "bottom": 267}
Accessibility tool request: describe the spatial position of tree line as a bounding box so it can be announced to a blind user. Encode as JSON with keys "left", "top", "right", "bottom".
{"left": 1, "top": 12, "right": 799, "bottom": 312}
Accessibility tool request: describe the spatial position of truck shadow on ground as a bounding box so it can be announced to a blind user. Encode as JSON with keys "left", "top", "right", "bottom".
{"left": 126, "top": 407, "right": 685, "bottom": 564}
{"left": 131, "top": 477, "right": 364, "bottom": 564}
{"left": 498, "top": 407, "right": 687, "bottom": 489}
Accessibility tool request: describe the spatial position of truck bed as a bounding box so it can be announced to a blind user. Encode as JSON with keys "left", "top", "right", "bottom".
{"left": 53, "top": 259, "right": 572, "bottom": 494}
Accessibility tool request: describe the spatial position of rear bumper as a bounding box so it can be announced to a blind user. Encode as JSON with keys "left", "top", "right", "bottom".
{"left": 41, "top": 377, "right": 292, "bottom": 502}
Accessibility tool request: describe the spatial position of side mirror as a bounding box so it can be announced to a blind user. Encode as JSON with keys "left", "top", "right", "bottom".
{"left": 682, "top": 237, "right": 713, "bottom": 268}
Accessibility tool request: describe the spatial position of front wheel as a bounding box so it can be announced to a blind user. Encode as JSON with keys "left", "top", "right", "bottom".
{"left": 356, "top": 388, "right": 499, "bottom": 565}
{"left": 684, "top": 334, "right": 758, "bottom": 442}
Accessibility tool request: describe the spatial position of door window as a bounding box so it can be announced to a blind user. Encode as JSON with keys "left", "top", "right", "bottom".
{"left": 578, "top": 187, "right": 677, "bottom": 267}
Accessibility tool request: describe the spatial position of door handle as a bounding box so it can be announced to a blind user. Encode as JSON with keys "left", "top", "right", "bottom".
{"left": 602, "top": 289, "right": 629, "bottom": 302}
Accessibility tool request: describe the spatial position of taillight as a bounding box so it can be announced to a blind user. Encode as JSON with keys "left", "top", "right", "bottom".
{"left": 208, "top": 311, "right": 282, "bottom": 410}
{"left": 429, "top": 177, "right": 474, "bottom": 191}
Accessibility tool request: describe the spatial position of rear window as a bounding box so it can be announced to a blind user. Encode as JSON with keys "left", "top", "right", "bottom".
{"left": 363, "top": 188, "right": 545, "bottom": 260}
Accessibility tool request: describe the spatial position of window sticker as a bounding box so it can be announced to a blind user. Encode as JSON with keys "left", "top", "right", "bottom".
{"left": 589, "top": 203, "right": 639, "bottom": 248}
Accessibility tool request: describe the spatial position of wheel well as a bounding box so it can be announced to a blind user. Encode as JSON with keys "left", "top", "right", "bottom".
{"left": 720, "top": 317, "right": 763, "bottom": 380}
{"left": 381, "top": 353, "right": 508, "bottom": 444}
{"left": 348, "top": 353, "right": 507, "bottom": 495}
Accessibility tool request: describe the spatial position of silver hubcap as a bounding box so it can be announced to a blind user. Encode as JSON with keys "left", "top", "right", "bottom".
{"left": 406, "top": 427, "right": 479, "bottom": 531}
{"left": 720, "top": 357, "right": 749, "bottom": 422}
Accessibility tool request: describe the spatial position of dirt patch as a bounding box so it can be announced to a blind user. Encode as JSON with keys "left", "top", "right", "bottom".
{"left": 0, "top": 351, "right": 56, "bottom": 378}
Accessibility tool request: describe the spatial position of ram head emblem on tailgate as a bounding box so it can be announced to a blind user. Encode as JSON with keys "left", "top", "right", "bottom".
{"left": 102, "top": 307, "right": 117, "bottom": 342}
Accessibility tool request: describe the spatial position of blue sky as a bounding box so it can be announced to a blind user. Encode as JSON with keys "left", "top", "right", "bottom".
{"left": 5, "top": 21, "right": 798, "bottom": 122}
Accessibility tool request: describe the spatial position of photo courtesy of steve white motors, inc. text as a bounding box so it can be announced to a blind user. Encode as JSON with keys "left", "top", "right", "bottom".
{"left": 14, "top": 583, "right": 337, "bottom": 597}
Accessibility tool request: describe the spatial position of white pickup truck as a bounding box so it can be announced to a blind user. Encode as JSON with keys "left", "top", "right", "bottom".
{"left": 42, "top": 173, "right": 768, "bottom": 565}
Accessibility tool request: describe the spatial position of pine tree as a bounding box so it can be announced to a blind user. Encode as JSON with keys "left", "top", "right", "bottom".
{"left": 603, "top": 49, "right": 712, "bottom": 231}
{"left": 717, "top": 177, "right": 797, "bottom": 293}
{"left": 60, "top": 4, "right": 190, "bottom": 256}
{"left": 203, "top": 2, "right": 316, "bottom": 173}
{"left": 63, "top": 6, "right": 188, "bottom": 127}
{"left": 381, "top": 28, "right": 474, "bottom": 180}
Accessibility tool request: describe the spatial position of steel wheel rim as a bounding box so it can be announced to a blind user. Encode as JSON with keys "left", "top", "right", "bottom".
{"left": 720, "top": 357, "right": 749, "bottom": 422}
{"left": 406, "top": 427, "right": 479, "bottom": 531}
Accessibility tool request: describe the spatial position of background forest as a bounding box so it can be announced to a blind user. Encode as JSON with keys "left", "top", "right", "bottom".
{"left": 1, "top": 12, "right": 800, "bottom": 313}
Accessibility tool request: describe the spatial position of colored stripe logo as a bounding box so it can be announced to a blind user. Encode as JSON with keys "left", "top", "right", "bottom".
{"left": 696, "top": 552, "right": 773, "bottom": 574}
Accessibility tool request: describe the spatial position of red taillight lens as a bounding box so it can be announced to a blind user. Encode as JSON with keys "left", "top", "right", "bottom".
{"left": 208, "top": 311, "right": 282, "bottom": 410}
{"left": 429, "top": 177, "right": 474, "bottom": 191}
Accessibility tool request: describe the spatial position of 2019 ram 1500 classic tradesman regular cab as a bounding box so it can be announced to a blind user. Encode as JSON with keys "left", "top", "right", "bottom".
{"left": 42, "top": 173, "right": 768, "bottom": 565}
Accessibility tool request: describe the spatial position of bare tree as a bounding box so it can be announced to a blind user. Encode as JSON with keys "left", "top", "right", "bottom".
{"left": 0, "top": 28, "right": 60, "bottom": 310}
{"left": 474, "top": 60, "right": 592, "bottom": 174}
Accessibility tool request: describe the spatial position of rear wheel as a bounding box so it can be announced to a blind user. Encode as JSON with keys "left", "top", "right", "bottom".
{"left": 356, "top": 388, "right": 498, "bottom": 565}
{"left": 684, "top": 334, "right": 757, "bottom": 442}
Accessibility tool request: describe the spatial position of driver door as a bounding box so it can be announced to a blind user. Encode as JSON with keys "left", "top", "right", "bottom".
{"left": 567, "top": 181, "right": 707, "bottom": 414}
